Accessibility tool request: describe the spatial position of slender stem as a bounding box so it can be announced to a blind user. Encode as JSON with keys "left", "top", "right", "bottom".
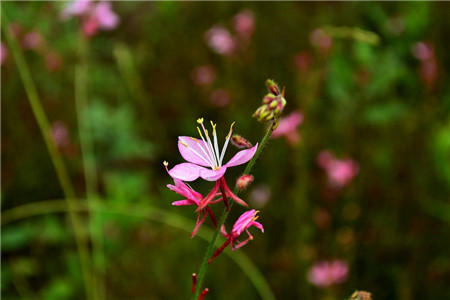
{"left": 1, "top": 9, "right": 92, "bottom": 299}
{"left": 75, "top": 33, "right": 104, "bottom": 300}
{"left": 192, "top": 119, "right": 276, "bottom": 300}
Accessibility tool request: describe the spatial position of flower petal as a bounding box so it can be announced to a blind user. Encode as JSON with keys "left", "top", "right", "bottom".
{"left": 172, "top": 200, "right": 196, "bottom": 206}
{"left": 224, "top": 144, "right": 258, "bottom": 168}
{"left": 168, "top": 163, "right": 207, "bottom": 182}
{"left": 199, "top": 166, "right": 227, "bottom": 181}
{"left": 252, "top": 221, "right": 264, "bottom": 233}
{"left": 178, "top": 136, "right": 212, "bottom": 167}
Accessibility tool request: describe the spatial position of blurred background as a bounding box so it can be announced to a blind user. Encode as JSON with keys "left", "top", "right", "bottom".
{"left": 2, "top": 1, "right": 450, "bottom": 299}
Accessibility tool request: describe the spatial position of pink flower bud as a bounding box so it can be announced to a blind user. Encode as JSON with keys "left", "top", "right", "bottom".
{"left": 265, "top": 79, "right": 280, "bottom": 95}
{"left": 231, "top": 134, "right": 253, "bottom": 149}
{"left": 236, "top": 174, "right": 254, "bottom": 190}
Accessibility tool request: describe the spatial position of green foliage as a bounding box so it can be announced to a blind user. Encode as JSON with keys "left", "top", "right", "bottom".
{"left": 2, "top": 1, "right": 450, "bottom": 300}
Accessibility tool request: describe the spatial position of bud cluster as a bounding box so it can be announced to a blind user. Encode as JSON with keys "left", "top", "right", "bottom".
{"left": 253, "top": 79, "right": 287, "bottom": 123}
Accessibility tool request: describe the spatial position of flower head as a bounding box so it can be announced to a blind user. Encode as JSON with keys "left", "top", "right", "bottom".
{"left": 168, "top": 118, "right": 258, "bottom": 182}
{"left": 205, "top": 26, "right": 236, "bottom": 56}
{"left": 253, "top": 79, "right": 287, "bottom": 124}
{"left": 208, "top": 209, "right": 264, "bottom": 263}
{"left": 307, "top": 260, "right": 348, "bottom": 288}
{"left": 317, "top": 150, "right": 359, "bottom": 189}
{"left": 61, "top": 0, "right": 119, "bottom": 37}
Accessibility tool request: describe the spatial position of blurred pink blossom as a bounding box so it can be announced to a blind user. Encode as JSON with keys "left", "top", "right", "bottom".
{"left": 317, "top": 150, "right": 359, "bottom": 189}
{"left": 51, "top": 121, "right": 70, "bottom": 147}
{"left": 191, "top": 65, "right": 216, "bottom": 86}
{"left": 62, "top": 0, "right": 119, "bottom": 37}
{"left": 307, "top": 260, "right": 349, "bottom": 288}
{"left": 205, "top": 26, "right": 236, "bottom": 56}
{"left": 22, "top": 31, "right": 44, "bottom": 50}
{"left": 234, "top": 10, "right": 255, "bottom": 41}
{"left": 272, "top": 111, "right": 303, "bottom": 145}
{"left": 294, "top": 51, "right": 313, "bottom": 72}
{"left": 310, "top": 28, "right": 332, "bottom": 53}
{"left": 1, "top": 42, "right": 7, "bottom": 66}
{"left": 412, "top": 41, "right": 438, "bottom": 89}
{"left": 210, "top": 89, "right": 231, "bottom": 107}
{"left": 8, "top": 22, "right": 23, "bottom": 38}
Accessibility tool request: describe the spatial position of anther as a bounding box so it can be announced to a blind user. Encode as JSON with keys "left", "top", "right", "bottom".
{"left": 179, "top": 141, "right": 189, "bottom": 147}
{"left": 197, "top": 118, "right": 204, "bottom": 124}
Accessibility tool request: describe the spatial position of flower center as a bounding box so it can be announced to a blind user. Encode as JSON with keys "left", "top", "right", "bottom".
{"left": 193, "top": 118, "right": 234, "bottom": 170}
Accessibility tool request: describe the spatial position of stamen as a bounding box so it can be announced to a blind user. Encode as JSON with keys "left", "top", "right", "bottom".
{"left": 211, "top": 122, "right": 221, "bottom": 165}
{"left": 189, "top": 137, "right": 199, "bottom": 142}
{"left": 196, "top": 126, "right": 217, "bottom": 168}
{"left": 200, "top": 122, "right": 218, "bottom": 167}
{"left": 163, "top": 161, "right": 168, "bottom": 166}
{"left": 179, "top": 141, "right": 189, "bottom": 147}
{"left": 197, "top": 118, "right": 204, "bottom": 124}
{"left": 219, "top": 122, "right": 235, "bottom": 165}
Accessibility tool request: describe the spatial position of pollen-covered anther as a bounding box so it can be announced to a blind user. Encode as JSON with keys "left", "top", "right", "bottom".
{"left": 163, "top": 161, "right": 168, "bottom": 166}
{"left": 236, "top": 174, "right": 254, "bottom": 190}
{"left": 231, "top": 134, "right": 253, "bottom": 149}
{"left": 197, "top": 118, "right": 204, "bottom": 124}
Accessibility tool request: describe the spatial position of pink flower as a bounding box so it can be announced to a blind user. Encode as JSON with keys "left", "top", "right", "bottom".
{"left": 208, "top": 209, "right": 264, "bottom": 263}
{"left": 317, "top": 150, "right": 359, "bottom": 189}
{"left": 412, "top": 41, "right": 438, "bottom": 89}
{"left": 307, "top": 260, "right": 349, "bottom": 288}
{"left": 167, "top": 118, "right": 257, "bottom": 210}
{"left": 62, "top": 0, "right": 119, "bottom": 37}
{"left": 205, "top": 26, "right": 236, "bottom": 56}
{"left": 21, "top": 31, "right": 44, "bottom": 50}
{"left": 234, "top": 10, "right": 255, "bottom": 41}
{"left": 51, "top": 121, "right": 70, "bottom": 147}
{"left": 1, "top": 42, "right": 7, "bottom": 66}
{"left": 272, "top": 111, "right": 303, "bottom": 145}
{"left": 61, "top": 0, "right": 92, "bottom": 19}
{"left": 310, "top": 28, "right": 332, "bottom": 53}
{"left": 165, "top": 170, "right": 219, "bottom": 238}
{"left": 191, "top": 65, "right": 216, "bottom": 86}
{"left": 294, "top": 51, "right": 313, "bottom": 72}
{"left": 210, "top": 89, "right": 231, "bottom": 107}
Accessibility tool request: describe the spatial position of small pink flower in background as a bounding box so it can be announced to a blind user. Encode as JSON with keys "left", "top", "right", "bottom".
{"left": 294, "top": 51, "right": 313, "bottom": 73}
{"left": 51, "top": 121, "right": 70, "bottom": 147}
{"left": 46, "top": 52, "right": 63, "bottom": 72}
{"left": 412, "top": 41, "right": 438, "bottom": 89}
{"left": 208, "top": 209, "right": 264, "bottom": 263}
{"left": 1, "top": 42, "right": 7, "bottom": 66}
{"left": 234, "top": 10, "right": 255, "bottom": 41}
{"left": 62, "top": 0, "right": 119, "bottom": 37}
{"left": 317, "top": 150, "right": 359, "bottom": 189}
{"left": 22, "top": 31, "right": 44, "bottom": 50}
{"left": 8, "top": 22, "right": 23, "bottom": 38}
{"left": 191, "top": 65, "right": 216, "bottom": 86}
{"left": 164, "top": 168, "right": 219, "bottom": 237}
{"left": 272, "top": 110, "right": 303, "bottom": 145}
{"left": 307, "top": 260, "right": 349, "bottom": 288}
{"left": 210, "top": 89, "right": 231, "bottom": 107}
{"left": 310, "top": 28, "right": 333, "bottom": 53}
{"left": 249, "top": 184, "right": 271, "bottom": 209}
{"left": 166, "top": 118, "right": 257, "bottom": 210}
{"left": 61, "top": 0, "right": 92, "bottom": 18}
{"left": 205, "top": 26, "right": 236, "bottom": 56}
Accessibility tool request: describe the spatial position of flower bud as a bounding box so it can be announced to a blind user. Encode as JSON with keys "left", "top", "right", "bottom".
{"left": 231, "top": 134, "right": 253, "bottom": 149}
{"left": 265, "top": 79, "right": 280, "bottom": 95}
{"left": 236, "top": 174, "right": 254, "bottom": 190}
{"left": 253, "top": 79, "right": 287, "bottom": 123}
{"left": 348, "top": 291, "right": 372, "bottom": 300}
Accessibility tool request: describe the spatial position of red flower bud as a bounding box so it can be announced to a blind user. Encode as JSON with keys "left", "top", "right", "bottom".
{"left": 236, "top": 174, "right": 254, "bottom": 190}
{"left": 231, "top": 134, "right": 253, "bottom": 149}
